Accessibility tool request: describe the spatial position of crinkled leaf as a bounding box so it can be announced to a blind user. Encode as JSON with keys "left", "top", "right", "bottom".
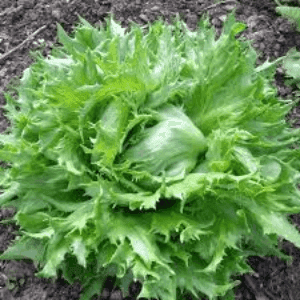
{"left": 0, "top": 236, "right": 46, "bottom": 262}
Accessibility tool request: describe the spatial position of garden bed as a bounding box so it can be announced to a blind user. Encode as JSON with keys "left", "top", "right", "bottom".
{"left": 1, "top": 1, "right": 300, "bottom": 299}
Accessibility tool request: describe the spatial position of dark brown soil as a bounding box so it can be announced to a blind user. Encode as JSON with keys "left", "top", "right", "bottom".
{"left": 1, "top": 1, "right": 300, "bottom": 299}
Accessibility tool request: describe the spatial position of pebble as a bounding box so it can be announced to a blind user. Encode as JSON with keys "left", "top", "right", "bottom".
{"left": 224, "top": 3, "right": 238, "bottom": 11}
{"left": 274, "top": 43, "right": 281, "bottom": 51}
{"left": 150, "top": 5, "right": 160, "bottom": 12}
{"left": 109, "top": 289, "right": 123, "bottom": 300}
{"left": 0, "top": 273, "right": 8, "bottom": 288}
{"left": 218, "top": 14, "right": 227, "bottom": 22}
{"left": 211, "top": 17, "right": 222, "bottom": 28}
{"left": 101, "top": 288, "right": 110, "bottom": 299}
{"left": 259, "top": 42, "right": 265, "bottom": 51}
{"left": 139, "top": 14, "right": 149, "bottom": 22}
{"left": 51, "top": 8, "right": 61, "bottom": 20}
{"left": 252, "top": 41, "right": 259, "bottom": 49}
{"left": 276, "top": 66, "right": 284, "bottom": 74}
{"left": 251, "top": 30, "right": 266, "bottom": 42}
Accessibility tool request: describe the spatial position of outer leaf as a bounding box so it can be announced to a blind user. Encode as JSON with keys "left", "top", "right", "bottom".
{"left": 0, "top": 236, "right": 46, "bottom": 262}
{"left": 57, "top": 23, "right": 85, "bottom": 60}
{"left": 37, "top": 233, "right": 71, "bottom": 278}
{"left": 107, "top": 213, "right": 174, "bottom": 274}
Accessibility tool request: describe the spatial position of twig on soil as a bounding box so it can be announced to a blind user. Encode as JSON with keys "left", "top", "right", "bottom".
{"left": 0, "top": 6, "right": 22, "bottom": 18}
{"left": 0, "top": 25, "right": 47, "bottom": 63}
{"left": 200, "top": 0, "right": 238, "bottom": 11}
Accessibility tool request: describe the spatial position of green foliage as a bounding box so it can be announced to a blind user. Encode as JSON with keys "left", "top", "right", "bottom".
{"left": 1, "top": 11, "right": 300, "bottom": 300}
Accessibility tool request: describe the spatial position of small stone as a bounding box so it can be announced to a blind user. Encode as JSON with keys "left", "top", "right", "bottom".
{"left": 224, "top": 3, "right": 237, "bottom": 11}
{"left": 150, "top": 5, "right": 160, "bottom": 12}
{"left": 252, "top": 41, "right": 259, "bottom": 49}
{"left": 100, "top": 288, "right": 110, "bottom": 299}
{"left": 51, "top": 8, "right": 61, "bottom": 20}
{"left": 259, "top": 42, "right": 265, "bottom": 51}
{"left": 274, "top": 43, "right": 281, "bottom": 51}
{"left": 218, "top": 14, "right": 227, "bottom": 22}
{"left": 109, "top": 289, "right": 123, "bottom": 300}
{"left": 139, "top": 14, "right": 149, "bottom": 22}
{"left": 0, "top": 273, "right": 8, "bottom": 288}
{"left": 211, "top": 17, "right": 222, "bottom": 28}
{"left": 277, "top": 66, "right": 284, "bottom": 74}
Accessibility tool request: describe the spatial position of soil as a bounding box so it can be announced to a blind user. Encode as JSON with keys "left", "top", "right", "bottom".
{"left": 1, "top": 0, "right": 300, "bottom": 299}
